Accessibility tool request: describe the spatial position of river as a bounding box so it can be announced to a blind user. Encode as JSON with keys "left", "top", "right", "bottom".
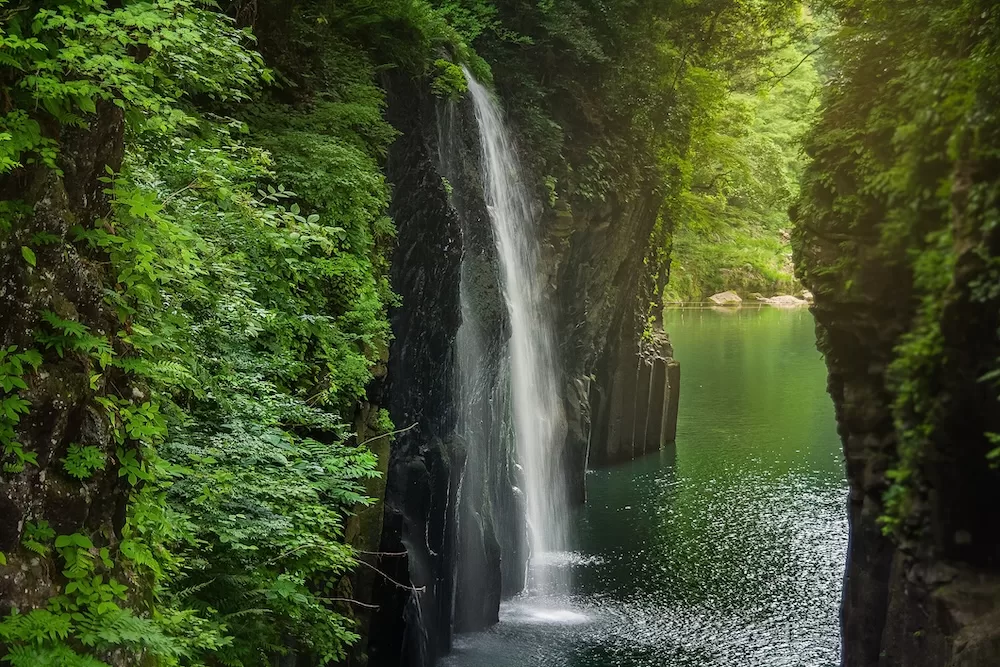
{"left": 442, "top": 307, "right": 847, "bottom": 667}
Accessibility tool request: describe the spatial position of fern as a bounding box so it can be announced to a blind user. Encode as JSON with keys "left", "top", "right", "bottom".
{"left": 62, "top": 444, "right": 107, "bottom": 480}
{"left": 2, "top": 644, "right": 108, "bottom": 667}
{"left": 35, "top": 312, "right": 114, "bottom": 367}
{"left": 0, "top": 346, "right": 42, "bottom": 472}
{"left": 0, "top": 609, "right": 71, "bottom": 644}
{"left": 21, "top": 520, "right": 56, "bottom": 556}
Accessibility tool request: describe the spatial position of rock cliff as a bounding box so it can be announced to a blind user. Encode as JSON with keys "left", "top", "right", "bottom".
{"left": 797, "top": 168, "right": 1000, "bottom": 667}
{"left": 793, "top": 1, "right": 1000, "bottom": 663}
{"left": 366, "top": 65, "right": 680, "bottom": 664}
{"left": 0, "top": 103, "right": 133, "bottom": 633}
{"left": 543, "top": 193, "right": 680, "bottom": 481}
{"left": 367, "top": 72, "right": 464, "bottom": 667}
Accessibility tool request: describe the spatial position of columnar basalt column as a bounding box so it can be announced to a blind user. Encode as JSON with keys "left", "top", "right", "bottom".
{"left": 588, "top": 329, "right": 679, "bottom": 468}
{"left": 644, "top": 359, "right": 669, "bottom": 454}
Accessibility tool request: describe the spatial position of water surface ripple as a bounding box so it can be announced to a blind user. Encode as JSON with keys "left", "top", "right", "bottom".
{"left": 443, "top": 308, "right": 847, "bottom": 667}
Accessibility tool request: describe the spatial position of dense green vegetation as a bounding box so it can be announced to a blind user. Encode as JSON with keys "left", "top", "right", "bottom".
{"left": 5, "top": 0, "right": 996, "bottom": 664}
{"left": 665, "top": 34, "right": 821, "bottom": 302}
{"left": 793, "top": 0, "right": 999, "bottom": 538}
{"left": 0, "top": 1, "right": 471, "bottom": 664}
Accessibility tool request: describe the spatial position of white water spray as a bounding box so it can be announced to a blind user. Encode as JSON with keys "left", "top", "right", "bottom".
{"left": 463, "top": 68, "right": 568, "bottom": 593}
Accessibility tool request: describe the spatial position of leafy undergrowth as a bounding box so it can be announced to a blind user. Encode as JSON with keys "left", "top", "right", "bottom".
{"left": 666, "top": 221, "right": 798, "bottom": 302}
{"left": 0, "top": 0, "right": 473, "bottom": 664}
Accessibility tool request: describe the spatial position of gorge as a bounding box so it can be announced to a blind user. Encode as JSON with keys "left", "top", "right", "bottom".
{"left": 1, "top": 1, "right": 999, "bottom": 667}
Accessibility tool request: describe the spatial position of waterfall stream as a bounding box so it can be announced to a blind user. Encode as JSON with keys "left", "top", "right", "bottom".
{"left": 462, "top": 69, "right": 568, "bottom": 594}
{"left": 443, "top": 309, "right": 846, "bottom": 667}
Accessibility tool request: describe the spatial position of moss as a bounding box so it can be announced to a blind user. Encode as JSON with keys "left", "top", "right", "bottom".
{"left": 793, "top": 0, "right": 1000, "bottom": 543}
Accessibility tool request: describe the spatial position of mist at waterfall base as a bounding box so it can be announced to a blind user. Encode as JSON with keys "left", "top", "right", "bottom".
{"left": 442, "top": 308, "right": 847, "bottom": 667}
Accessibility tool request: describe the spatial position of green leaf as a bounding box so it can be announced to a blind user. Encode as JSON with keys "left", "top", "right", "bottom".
{"left": 20, "top": 246, "right": 35, "bottom": 267}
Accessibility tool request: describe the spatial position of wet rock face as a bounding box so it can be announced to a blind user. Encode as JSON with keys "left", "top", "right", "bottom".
{"left": 803, "top": 225, "right": 1000, "bottom": 667}
{"left": 0, "top": 103, "right": 134, "bottom": 625}
{"left": 588, "top": 329, "right": 679, "bottom": 469}
{"left": 803, "top": 276, "right": 909, "bottom": 667}
{"left": 796, "top": 130, "right": 1000, "bottom": 667}
{"left": 368, "top": 72, "right": 464, "bottom": 667}
{"left": 342, "top": 400, "right": 391, "bottom": 667}
{"left": 541, "top": 192, "right": 677, "bottom": 487}
{"left": 369, "top": 78, "right": 529, "bottom": 667}
{"left": 437, "top": 101, "right": 529, "bottom": 632}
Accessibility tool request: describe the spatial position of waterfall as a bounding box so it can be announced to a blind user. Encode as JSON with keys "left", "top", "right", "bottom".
{"left": 462, "top": 68, "right": 568, "bottom": 594}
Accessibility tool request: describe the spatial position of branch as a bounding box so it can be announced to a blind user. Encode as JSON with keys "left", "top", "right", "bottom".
{"left": 354, "top": 549, "right": 408, "bottom": 557}
{"left": 670, "top": 7, "right": 727, "bottom": 91}
{"left": 320, "top": 597, "right": 381, "bottom": 610}
{"left": 355, "top": 422, "right": 418, "bottom": 449}
{"left": 162, "top": 180, "right": 199, "bottom": 204}
{"left": 768, "top": 45, "right": 822, "bottom": 90}
{"left": 355, "top": 558, "right": 426, "bottom": 594}
{"left": 265, "top": 542, "right": 410, "bottom": 567}
{"left": 691, "top": 171, "right": 732, "bottom": 193}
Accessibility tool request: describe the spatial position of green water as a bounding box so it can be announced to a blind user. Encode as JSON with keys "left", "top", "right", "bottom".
{"left": 444, "top": 308, "right": 846, "bottom": 667}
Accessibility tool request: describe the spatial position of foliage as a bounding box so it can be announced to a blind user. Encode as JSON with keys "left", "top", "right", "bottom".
{"left": 0, "top": 0, "right": 424, "bottom": 663}
{"left": 1, "top": 528, "right": 195, "bottom": 666}
{"left": 445, "top": 0, "right": 802, "bottom": 198}
{"left": 0, "top": 0, "right": 266, "bottom": 174}
{"left": 0, "top": 346, "right": 43, "bottom": 472}
{"left": 106, "top": 111, "right": 389, "bottom": 661}
{"left": 431, "top": 58, "right": 470, "bottom": 99}
{"left": 793, "top": 0, "right": 1000, "bottom": 537}
{"left": 62, "top": 445, "right": 107, "bottom": 480}
{"left": 665, "top": 35, "right": 821, "bottom": 302}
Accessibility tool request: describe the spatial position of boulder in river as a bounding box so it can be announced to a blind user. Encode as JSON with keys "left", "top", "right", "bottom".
{"left": 760, "top": 294, "right": 809, "bottom": 308}
{"left": 708, "top": 291, "right": 743, "bottom": 306}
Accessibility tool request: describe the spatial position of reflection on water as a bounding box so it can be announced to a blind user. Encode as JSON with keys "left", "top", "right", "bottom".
{"left": 442, "top": 308, "right": 846, "bottom": 667}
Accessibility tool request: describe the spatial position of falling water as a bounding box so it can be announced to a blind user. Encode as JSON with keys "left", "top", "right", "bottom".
{"left": 462, "top": 68, "right": 568, "bottom": 593}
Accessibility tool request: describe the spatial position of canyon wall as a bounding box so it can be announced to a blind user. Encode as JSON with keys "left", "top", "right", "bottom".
{"left": 367, "top": 73, "right": 464, "bottom": 667}
{"left": 797, "top": 153, "right": 1000, "bottom": 667}
{"left": 366, "top": 69, "right": 678, "bottom": 664}
{"left": 793, "top": 1, "right": 1000, "bottom": 664}
{"left": 543, "top": 195, "right": 679, "bottom": 480}
{"left": 0, "top": 103, "right": 132, "bottom": 629}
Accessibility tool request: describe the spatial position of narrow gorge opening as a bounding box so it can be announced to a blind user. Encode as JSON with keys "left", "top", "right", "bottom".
{"left": 443, "top": 307, "right": 845, "bottom": 667}
{"left": 437, "top": 52, "right": 843, "bottom": 667}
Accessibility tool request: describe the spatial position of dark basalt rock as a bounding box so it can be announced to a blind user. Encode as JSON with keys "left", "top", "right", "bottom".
{"left": 0, "top": 102, "right": 137, "bottom": 641}
{"left": 369, "top": 74, "right": 528, "bottom": 667}
{"left": 342, "top": 399, "right": 392, "bottom": 667}
{"left": 368, "top": 71, "right": 464, "bottom": 667}
{"left": 540, "top": 192, "right": 680, "bottom": 481}
{"left": 588, "top": 327, "right": 679, "bottom": 468}
{"left": 437, "top": 100, "right": 528, "bottom": 631}
{"left": 795, "top": 133, "right": 1000, "bottom": 667}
